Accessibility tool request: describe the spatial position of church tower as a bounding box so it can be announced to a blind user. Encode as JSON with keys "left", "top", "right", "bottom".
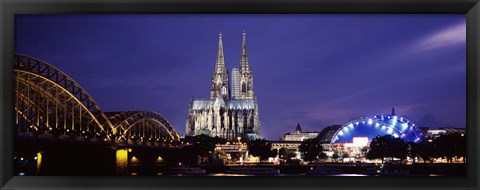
{"left": 187, "top": 31, "right": 261, "bottom": 141}
{"left": 210, "top": 32, "right": 230, "bottom": 100}
{"left": 238, "top": 31, "right": 255, "bottom": 99}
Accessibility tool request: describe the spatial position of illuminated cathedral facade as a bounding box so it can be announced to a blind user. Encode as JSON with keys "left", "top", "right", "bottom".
{"left": 186, "top": 32, "right": 261, "bottom": 140}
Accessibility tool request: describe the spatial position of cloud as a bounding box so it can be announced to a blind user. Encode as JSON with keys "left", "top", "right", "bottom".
{"left": 413, "top": 22, "right": 466, "bottom": 52}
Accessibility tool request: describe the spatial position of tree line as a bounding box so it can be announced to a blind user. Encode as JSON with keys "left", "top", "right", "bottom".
{"left": 166, "top": 133, "right": 465, "bottom": 166}
{"left": 367, "top": 134, "right": 466, "bottom": 163}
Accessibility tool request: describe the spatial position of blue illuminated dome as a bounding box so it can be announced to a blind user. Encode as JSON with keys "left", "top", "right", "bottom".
{"left": 331, "top": 107, "right": 424, "bottom": 144}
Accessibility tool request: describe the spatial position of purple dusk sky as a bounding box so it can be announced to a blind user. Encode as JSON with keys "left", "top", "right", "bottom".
{"left": 14, "top": 14, "right": 466, "bottom": 140}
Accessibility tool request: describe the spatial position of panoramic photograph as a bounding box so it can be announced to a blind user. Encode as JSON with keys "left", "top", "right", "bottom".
{"left": 13, "top": 14, "right": 466, "bottom": 176}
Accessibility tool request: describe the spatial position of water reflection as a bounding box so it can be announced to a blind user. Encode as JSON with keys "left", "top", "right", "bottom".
{"left": 130, "top": 172, "right": 440, "bottom": 177}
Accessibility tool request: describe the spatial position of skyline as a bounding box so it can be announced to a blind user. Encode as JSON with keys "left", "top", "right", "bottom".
{"left": 14, "top": 14, "right": 466, "bottom": 140}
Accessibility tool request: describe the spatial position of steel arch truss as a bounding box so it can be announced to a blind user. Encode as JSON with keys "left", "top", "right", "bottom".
{"left": 14, "top": 54, "right": 115, "bottom": 140}
{"left": 108, "top": 111, "right": 181, "bottom": 144}
{"left": 14, "top": 53, "right": 181, "bottom": 146}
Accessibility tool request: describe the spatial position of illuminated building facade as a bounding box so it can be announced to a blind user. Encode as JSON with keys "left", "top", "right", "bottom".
{"left": 427, "top": 127, "right": 465, "bottom": 138}
{"left": 282, "top": 123, "right": 319, "bottom": 141}
{"left": 186, "top": 32, "right": 261, "bottom": 140}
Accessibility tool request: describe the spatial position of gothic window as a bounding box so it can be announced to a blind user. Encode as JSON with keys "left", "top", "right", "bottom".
{"left": 242, "top": 82, "right": 246, "bottom": 94}
{"left": 217, "top": 82, "right": 222, "bottom": 93}
{"left": 221, "top": 86, "right": 227, "bottom": 96}
{"left": 243, "top": 114, "right": 248, "bottom": 132}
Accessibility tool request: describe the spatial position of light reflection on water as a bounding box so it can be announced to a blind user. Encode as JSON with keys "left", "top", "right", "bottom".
{"left": 327, "top": 174, "right": 368, "bottom": 176}
{"left": 134, "top": 173, "right": 441, "bottom": 177}
{"left": 209, "top": 173, "right": 251, "bottom": 176}
{"left": 207, "top": 173, "right": 368, "bottom": 176}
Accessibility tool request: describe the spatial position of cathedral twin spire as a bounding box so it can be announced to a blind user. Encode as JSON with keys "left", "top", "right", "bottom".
{"left": 214, "top": 32, "right": 227, "bottom": 75}
{"left": 240, "top": 31, "right": 250, "bottom": 73}
{"left": 187, "top": 31, "right": 261, "bottom": 140}
{"left": 210, "top": 32, "right": 229, "bottom": 100}
{"left": 211, "top": 31, "right": 254, "bottom": 100}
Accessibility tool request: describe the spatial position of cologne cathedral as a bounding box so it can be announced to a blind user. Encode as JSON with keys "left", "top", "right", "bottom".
{"left": 186, "top": 32, "right": 261, "bottom": 141}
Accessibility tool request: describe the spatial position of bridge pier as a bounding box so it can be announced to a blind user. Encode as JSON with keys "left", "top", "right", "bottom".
{"left": 15, "top": 137, "right": 180, "bottom": 176}
{"left": 16, "top": 137, "right": 116, "bottom": 175}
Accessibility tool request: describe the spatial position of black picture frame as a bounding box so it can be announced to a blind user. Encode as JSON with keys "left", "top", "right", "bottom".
{"left": 1, "top": 0, "right": 479, "bottom": 189}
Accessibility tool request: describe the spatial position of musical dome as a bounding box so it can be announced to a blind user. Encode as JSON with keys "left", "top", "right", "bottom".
{"left": 330, "top": 108, "right": 424, "bottom": 144}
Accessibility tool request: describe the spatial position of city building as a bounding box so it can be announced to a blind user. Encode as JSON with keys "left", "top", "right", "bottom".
{"left": 270, "top": 141, "right": 302, "bottom": 160}
{"left": 282, "top": 123, "right": 319, "bottom": 141}
{"left": 231, "top": 68, "right": 240, "bottom": 98}
{"left": 439, "top": 127, "right": 466, "bottom": 135}
{"left": 269, "top": 124, "right": 320, "bottom": 160}
{"left": 427, "top": 129, "right": 447, "bottom": 138}
{"left": 316, "top": 125, "right": 342, "bottom": 143}
{"left": 186, "top": 32, "right": 261, "bottom": 141}
{"left": 427, "top": 127, "right": 465, "bottom": 138}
